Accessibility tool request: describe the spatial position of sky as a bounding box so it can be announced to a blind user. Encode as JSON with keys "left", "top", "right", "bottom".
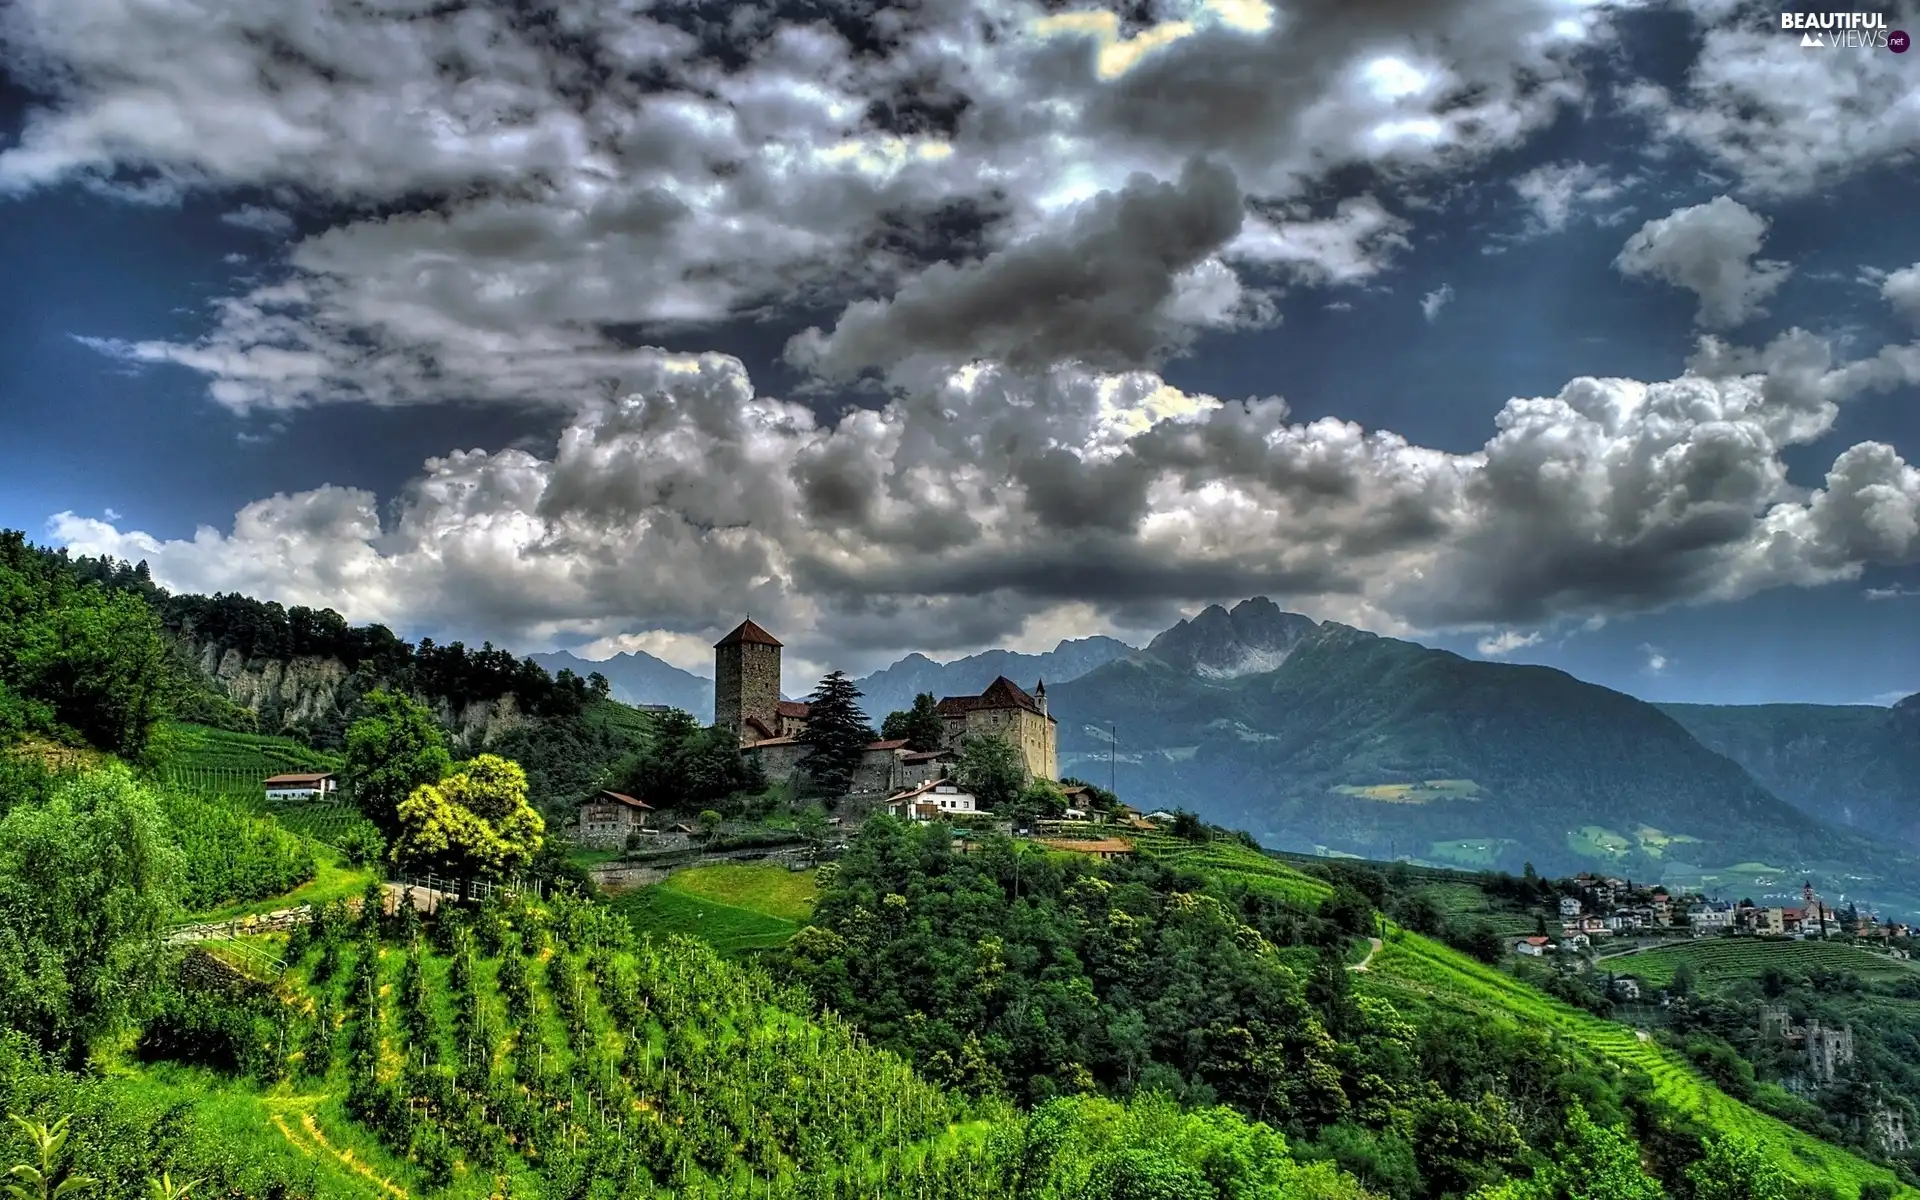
{"left": 3, "top": 0, "right": 1920, "bottom": 704}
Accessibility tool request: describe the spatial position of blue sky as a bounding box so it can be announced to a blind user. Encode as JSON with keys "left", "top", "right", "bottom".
{"left": 3, "top": 0, "right": 1919, "bottom": 703}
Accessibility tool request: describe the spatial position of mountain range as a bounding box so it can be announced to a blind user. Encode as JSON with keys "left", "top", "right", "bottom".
{"left": 530, "top": 635, "right": 1136, "bottom": 724}
{"left": 535, "top": 599, "right": 1920, "bottom": 915}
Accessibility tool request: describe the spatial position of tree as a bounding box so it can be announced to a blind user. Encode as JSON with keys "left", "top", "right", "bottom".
{"left": 343, "top": 691, "right": 451, "bottom": 837}
{"left": 0, "top": 767, "right": 181, "bottom": 1064}
{"left": 391, "top": 754, "right": 545, "bottom": 877}
{"left": 880, "top": 693, "right": 946, "bottom": 752}
{"left": 794, "top": 804, "right": 830, "bottom": 855}
{"left": 1170, "top": 810, "right": 1209, "bottom": 843}
{"left": 954, "top": 734, "right": 1026, "bottom": 812}
{"left": 1684, "top": 1134, "right": 1788, "bottom": 1200}
{"left": 797, "top": 671, "right": 873, "bottom": 796}
{"left": 698, "top": 809, "right": 724, "bottom": 844}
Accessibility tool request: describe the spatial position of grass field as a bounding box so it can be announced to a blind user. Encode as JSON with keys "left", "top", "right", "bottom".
{"left": 1364, "top": 931, "right": 1914, "bottom": 1196}
{"left": 1601, "top": 937, "right": 1920, "bottom": 988}
{"left": 1332, "top": 779, "right": 1481, "bottom": 804}
{"left": 611, "top": 864, "right": 818, "bottom": 955}
{"left": 1426, "top": 838, "right": 1517, "bottom": 869}
{"left": 1415, "top": 880, "right": 1539, "bottom": 936}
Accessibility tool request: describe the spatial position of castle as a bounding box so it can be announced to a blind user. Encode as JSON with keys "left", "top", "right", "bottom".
{"left": 713, "top": 619, "right": 1059, "bottom": 793}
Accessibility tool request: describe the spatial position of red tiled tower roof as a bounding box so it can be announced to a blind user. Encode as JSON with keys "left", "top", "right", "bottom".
{"left": 715, "top": 619, "right": 783, "bottom": 648}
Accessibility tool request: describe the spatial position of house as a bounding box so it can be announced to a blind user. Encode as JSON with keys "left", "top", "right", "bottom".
{"left": 1145, "top": 810, "right": 1178, "bottom": 823}
{"left": 1515, "top": 937, "right": 1551, "bottom": 957}
{"left": 934, "top": 676, "right": 1058, "bottom": 780}
{"left": 888, "top": 779, "right": 980, "bottom": 821}
{"left": 1613, "top": 977, "right": 1642, "bottom": 1001}
{"left": 263, "top": 772, "right": 337, "bottom": 801}
{"left": 574, "top": 791, "right": 655, "bottom": 848}
{"left": 1560, "top": 934, "right": 1590, "bottom": 951}
{"left": 1036, "top": 837, "right": 1134, "bottom": 861}
{"left": 1691, "top": 905, "right": 1735, "bottom": 932}
{"left": 1559, "top": 897, "right": 1583, "bottom": 918}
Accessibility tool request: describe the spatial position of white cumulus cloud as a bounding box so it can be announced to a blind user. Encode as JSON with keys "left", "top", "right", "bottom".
{"left": 1614, "top": 196, "right": 1792, "bottom": 329}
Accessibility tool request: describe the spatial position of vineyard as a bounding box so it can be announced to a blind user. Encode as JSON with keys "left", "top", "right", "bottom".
{"left": 1602, "top": 938, "right": 1920, "bottom": 988}
{"left": 1362, "top": 929, "right": 1915, "bottom": 1196}
{"left": 160, "top": 722, "right": 344, "bottom": 776}
{"left": 1127, "top": 832, "right": 1334, "bottom": 907}
{"left": 156, "top": 722, "right": 369, "bottom": 850}
{"left": 188, "top": 888, "right": 1013, "bottom": 1199}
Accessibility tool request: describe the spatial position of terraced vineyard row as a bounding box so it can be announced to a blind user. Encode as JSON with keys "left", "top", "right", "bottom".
{"left": 1129, "top": 833, "right": 1333, "bottom": 906}
{"left": 261, "top": 890, "right": 1006, "bottom": 1198}
{"left": 1364, "top": 930, "right": 1914, "bottom": 1196}
{"left": 1603, "top": 937, "right": 1920, "bottom": 987}
{"left": 161, "top": 721, "right": 343, "bottom": 775}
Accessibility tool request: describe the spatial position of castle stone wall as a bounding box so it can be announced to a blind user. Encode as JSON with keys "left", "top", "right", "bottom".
{"left": 716, "top": 641, "right": 782, "bottom": 741}
{"left": 944, "top": 708, "right": 1057, "bottom": 779}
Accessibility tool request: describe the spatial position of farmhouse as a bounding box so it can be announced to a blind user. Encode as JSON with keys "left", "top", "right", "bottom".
{"left": 263, "top": 771, "right": 336, "bottom": 801}
{"left": 1515, "top": 937, "right": 1551, "bottom": 957}
{"left": 714, "top": 618, "right": 1059, "bottom": 787}
{"left": 574, "top": 790, "right": 655, "bottom": 848}
{"left": 889, "top": 779, "right": 981, "bottom": 822}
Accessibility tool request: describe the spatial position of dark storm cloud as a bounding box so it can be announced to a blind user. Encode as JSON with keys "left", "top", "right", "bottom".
{"left": 788, "top": 157, "right": 1246, "bottom": 376}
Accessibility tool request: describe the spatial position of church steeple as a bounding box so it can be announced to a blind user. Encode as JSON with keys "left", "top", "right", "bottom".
{"left": 1035, "top": 678, "right": 1047, "bottom": 718}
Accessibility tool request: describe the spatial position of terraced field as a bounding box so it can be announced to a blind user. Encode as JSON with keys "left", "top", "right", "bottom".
{"left": 1130, "top": 833, "right": 1333, "bottom": 907}
{"left": 1603, "top": 937, "right": 1920, "bottom": 987}
{"left": 160, "top": 721, "right": 343, "bottom": 776}
{"left": 1365, "top": 932, "right": 1914, "bottom": 1196}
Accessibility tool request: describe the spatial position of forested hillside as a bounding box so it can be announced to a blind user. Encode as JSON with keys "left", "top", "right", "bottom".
{"left": 1049, "top": 614, "right": 1920, "bottom": 916}
{"left": 1660, "top": 699, "right": 1920, "bottom": 849}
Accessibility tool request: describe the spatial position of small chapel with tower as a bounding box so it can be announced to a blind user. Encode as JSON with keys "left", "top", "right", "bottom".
{"left": 712, "top": 618, "right": 1059, "bottom": 790}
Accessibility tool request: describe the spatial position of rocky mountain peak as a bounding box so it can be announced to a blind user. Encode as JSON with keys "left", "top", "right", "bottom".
{"left": 1144, "top": 597, "right": 1321, "bottom": 679}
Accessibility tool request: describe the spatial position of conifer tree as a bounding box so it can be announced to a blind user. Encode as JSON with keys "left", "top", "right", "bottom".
{"left": 880, "top": 692, "right": 946, "bottom": 752}
{"left": 798, "top": 671, "right": 873, "bottom": 797}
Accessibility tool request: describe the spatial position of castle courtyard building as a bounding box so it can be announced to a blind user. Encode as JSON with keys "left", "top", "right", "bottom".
{"left": 714, "top": 619, "right": 1059, "bottom": 788}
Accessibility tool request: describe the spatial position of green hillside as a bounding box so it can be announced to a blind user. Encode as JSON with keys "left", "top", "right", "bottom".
{"left": 1050, "top": 625, "right": 1920, "bottom": 916}
{"left": 611, "top": 864, "right": 817, "bottom": 956}
{"left": 1364, "top": 932, "right": 1909, "bottom": 1195}
{"left": 1602, "top": 938, "right": 1920, "bottom": 988}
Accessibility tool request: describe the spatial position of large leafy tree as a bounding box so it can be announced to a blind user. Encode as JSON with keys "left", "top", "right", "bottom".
{"left": 0, "top": 766, "right": 182, "bottom": 1064}
{"left": 391, "top": 754, "right": 545, "bottom": 877}
{"left": 797, "top": 672, "right": 873, "bottom": 797}
{"left": 879, "top": 693, "right": 945, "bottom": 753}
{"left": 1470, "top": 1104, "right": 1665, "bottom": 1200}
{"left": 0, "top": 532, "right": 178, "bottom": 761}
{"left": 611, "top": 710, "right": 762, "bottom": 811}
{"left": 343, "top": 690, "right": 452, "bottom": 837}
{"left": 955, "top": 734, "right": 1025, "bottom": 811}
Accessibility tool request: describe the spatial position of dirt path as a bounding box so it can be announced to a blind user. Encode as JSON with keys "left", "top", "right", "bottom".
{"left": 1349, "top": 936, "right": 1384, "bottom": 972}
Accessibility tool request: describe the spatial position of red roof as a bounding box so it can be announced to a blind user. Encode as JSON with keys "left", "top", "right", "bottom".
{"left": 776, "top": 700, "right": 812, "bottom": 719}
{"left": 715, "top": 619, "right": 782, "bottom": 648}
{"left": 901, "top": 749, "right": 953, "bottom": 764}
{"left": 935, "top": 676, "right": 1051, "bottom": 720}
{"left": 596, "top": 790, "right": 654, "bottom": 811}
{"left": 264, "top": 772, "right": 334, "bottom": 785}
{"left": 864, "top": 739, "right": 910, "bottom": 752}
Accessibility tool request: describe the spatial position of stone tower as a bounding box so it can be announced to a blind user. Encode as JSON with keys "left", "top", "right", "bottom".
{"left": 714, "top": 619, "right": 783, "bottom": 744}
